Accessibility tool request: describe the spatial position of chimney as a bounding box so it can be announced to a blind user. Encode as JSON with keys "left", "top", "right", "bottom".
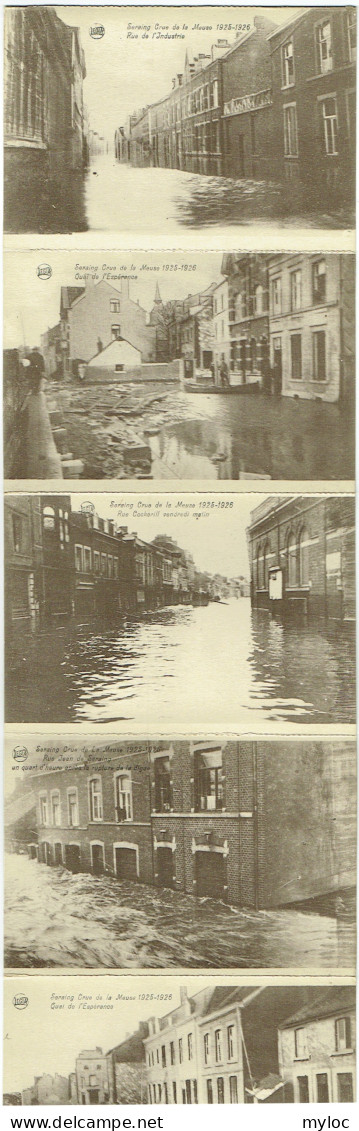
{"left": 180, "top": 987, "right": 188, "bottom": 1005}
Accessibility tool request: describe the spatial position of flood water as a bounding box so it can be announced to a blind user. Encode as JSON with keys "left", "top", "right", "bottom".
{"left": 7, "top": 601, "right": 355, "bottom": 725}
{"left": 84, "top": 158, "right": 353, "bottom": 233}
{"left": 5, "top": 855, "right": 355, "bottom": 970}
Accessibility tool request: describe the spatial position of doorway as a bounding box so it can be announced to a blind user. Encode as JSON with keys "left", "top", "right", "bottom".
{"left": 91, "top": 843, "right": 105, "bottom": 875}
{"left": 273, "top": 337, "right": 282, "bottom": 395}
{"left": 115, "top": 845, "right": 138, "bottom": 881}
{"left": 54, "top": 843, "right": 63, "bottom": 866}
{"left": 64, "top": 844, "right": 81, "bottom": 873}
{"left": 195, "top": 850, "right": 225, "bottom": 900}
{"left": 157, "top": 846, "right": 174, "bottom": 889}
{"left": 238, "top": 135, "right": 245, "bottom": 176}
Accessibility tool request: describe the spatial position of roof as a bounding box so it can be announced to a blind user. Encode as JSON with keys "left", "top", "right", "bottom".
{"left": 279, "top": 987, "right": 356, "bottom": 1030}
{"left": 60, "top": 286, "right": 84, "bottom": 314}
{"left": 201, "top": 986, "right": 259, "bottom": 1018}
{"left": 267, "top": 8, "right": 311, "bottom": 42}
{"left": 87, "top": 338, "right": 141, "bottom": 368}
{"left": 246, "top": 1073, "right": 284, "bottom": 1102}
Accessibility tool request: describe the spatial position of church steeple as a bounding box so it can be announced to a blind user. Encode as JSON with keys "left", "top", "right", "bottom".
{"left": 154, "top": 282, "right": 162, "bottom": 305}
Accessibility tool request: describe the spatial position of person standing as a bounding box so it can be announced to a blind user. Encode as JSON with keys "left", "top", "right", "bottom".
{"left": 219, "top": 355, "right": 230, "bottom": 388}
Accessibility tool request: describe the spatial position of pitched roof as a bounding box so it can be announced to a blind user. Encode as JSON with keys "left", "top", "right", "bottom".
{"left": 279, "top": 987, "right": 355, "bottom": 1030}
{"left": 201, "top": 986, "right": 258, "bottom": 1018}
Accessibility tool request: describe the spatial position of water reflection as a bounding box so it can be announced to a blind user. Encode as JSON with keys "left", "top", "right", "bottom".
{"left": 149, "top": 394, "right": 354, "bottom": 481}
{"left": 6, "top": 600, "right": 356, "bottom": 725}
{"left": 5, "top": 855, "right": 354, "bottom": 970}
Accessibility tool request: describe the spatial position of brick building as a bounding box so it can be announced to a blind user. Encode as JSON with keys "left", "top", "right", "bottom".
{"left": 221, "top": 16, "right": 276, "bottom": 179}
{"left": 268, "top": 7, "right": 356, "bottom": 207}
{"left": 247, "top": 495, "right": 355, "bottom": 621}
{"left": 278, "top": 987, "right": 356, "bottom": 1103}
{"left": 268, "top": 253, "right": 355, "bottom": 401}
{"left": 29, "top": 739, "right": 355, "bottom": 910}
{"left": 220, "top": 254, "right": 269, "bottom": 384}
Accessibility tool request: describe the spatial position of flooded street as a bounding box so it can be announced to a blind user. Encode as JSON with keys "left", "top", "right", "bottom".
{"left": 6, "top": 600, "right": 355, "bottom": 725}
{"left": 5, "top": 855, "right": 354, "bottom": 971}
{"left": 83, "top": 157, "right": 353, "bottom": 233}
{"left": 52, "top": 380, "right": 354, "bottom": 481}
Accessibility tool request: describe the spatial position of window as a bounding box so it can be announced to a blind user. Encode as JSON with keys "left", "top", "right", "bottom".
{"left": 295, "top": 1028, "right": 308, "bottom": 1059}
{"left": 347, "top": 10, "right": 356, "bottom": 62}
{"left": 298, "top": 1076, "right": 310, "bottom": 1103}
{"left": 282, "top": 39, "right": 294, "bottom": 86}
{"left": 298, "top": 528, "right": 310, "bottom": 586}
{"left": 284, "top": 104, "right": 298, "bottom": 156}
{"left": 101, "top": 553, "right": 107, "bottom": 577}
{"left": 235, "top": 293, "right": 243, "bottom": 320}
{"left": 204, "top": 1033, "right": 210, "bottom": 1065}
{"left": 115, "top": 773, "right": 132, "bottom": 821}
{"left": 83, "top": 546, "right": 92, "bottom": 573}
{"left": 287, "top": 532, "right": 298, "bottom": 588}
{"left": 217, "top": 1078, "right": 224, "bottom": 1104}
{"left": 111, "top": 324, "right": 122, "bottom": 340}
{"left": 207, "top": 1080, "right": 213, "bottom": 1104}
{"left": 317, "top": 1074, "right": 329, "bottom": 1102}
{"left": 227, "top": 1025, "right": 236, "bottom": 1061}
{"left": 179, "top": 1038, "right": 183, "bottom": 1064}
{"left": 108, "top": 555, "right": 113, "bottom": 578}
{"left": 188, "top": 1033, "right": 193, "bottom": 1061}
{"left": 229, "top": 1076, "right": 238, "bottom": 1103}
{"left": 68, "top": 789, "right": 79, "bottom": 827}
{"left": 161, "top": 1045, "right": 166, "bottom": 1068}
{"left": 212, "top": 80, "right": 219, "bottom": 107}
{"left": 154, "top": 756, "right": 172, "bottom": 811}
{"left": 4, "top": 9, "right": 45, "bottom": 143}
{"left": 89, "top": 777, "right": 103, "bottom": 821}
{"left": 272, "top": 277, "right": 282, "bottom": 314}
{"left": 110, "top": 299, "right": 121, "bottom": 312}
{"left": 12, "top": 513, "right": 23, "bottom": 553}
{"left": 290, "top": 269, "right": 302, "bottom": 311}
{"left": 291, "top": 333, "right": 302, "bottom": 380}
{"left": 254, "top": 284, "right": 263, "bottom": 315}
{"left": 312, "top": 330, "right": 326, "bottom": 382}
{"left": 262, "top": 541, "right": 271, "bottom": 590}
{"left": 94, "top": 551, "right": 100, "bottom": 575}
{"left": 317, "top": 20, "right": 332, "bottom": 74}
{"left": 113, "top": 558, "right": 119, "bottom": 579}
{"left": 321, "top": 97, "right": 338, "bottom": 155}
{"left": 51, "top": 792, "right": 60, "bottom": 827}
{"left": 335, "top": 1017, "right": 352, "bottom": 1052}
{"left": 163, "top": 1083, "right": 168, "bottom": 1104}
{"left": 194, "top": 750, "right": 224, "bottom": 811}
{"left": 170, "top": 1041, "right": 175, "bottom": 1065}
{"left": 215, "top": 1030, "right": 222, "bottom": 1063}
{"left": 172, "top": 1082, "right": 177, "bottom": 1104}
{"left": 39, "top": 795, "right": 48, "bottom": 825}
{"left": 43, "top": 506, "right": 55, "bottom": 530}
{"left": 337, "top": 1073, "right": 354, "bottom": 1103}
{"left": 75, "top": 545, "right": 83, "bottom": 572}
{"left": 312, "top": 259, "right": 326, "bottom": 304}
{"left": 193, "top": 1080, "right": 198, "bottom": 1104}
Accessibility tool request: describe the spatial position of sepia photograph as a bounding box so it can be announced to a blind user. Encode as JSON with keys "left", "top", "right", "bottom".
{"left": 4, "top": 736, "right": 356, "bottom": 971}
{"left": 3, "top": 976, "right": 356, "bottom": 1104}
{"left": 4, "top": 250, "right": 355, "bottom": 482}
{"left": 3, "top": 6, "right": 356, "bottom": 234}
{"left": 4, "top": 491, "right": 356, "bottom": 726}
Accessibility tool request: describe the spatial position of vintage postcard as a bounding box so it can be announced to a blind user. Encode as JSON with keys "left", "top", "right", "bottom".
{"left": 4, "top": 734, "right": 356, "bottom": 973}
{"left": 3, "top": 974, "right": 356, "bottom": 1104}
{"left": 3, "top": 6, "right": 356, "bottom": 238}
{"left": 4, "top": 490, "right": 356, "bottom": 729}
{"left": 3, "top": 249, "right": 355, "bottom": 485}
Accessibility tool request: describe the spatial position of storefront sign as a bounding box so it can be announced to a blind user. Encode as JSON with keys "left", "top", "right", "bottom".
{"left": 224, "top": 88, "right": 272, "bottom": 117}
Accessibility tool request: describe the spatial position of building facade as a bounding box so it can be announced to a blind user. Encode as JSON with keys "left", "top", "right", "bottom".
{"left": 220, "top": 254, "right": 270, "bottom": 384}
{"left": 30, "top": 740, "right": 356, "bottom": 910}
{"left": 65, "top": 280, "right": 155, "bottom": 376}
{"left": 221, "top": 17, "right": 276, "bottom": 179}
{"left": 106, "top": 1024, "right": 149, "bottom": 1104}
{"left": 75, "top": 1049, "right": 110, "bottom": 1105}
{"left": 247, "top": 495, "right": 355, "bottom": 621}
{"left": 268, "top": 7, "right": 356, "bottom": 207}
{"left": 278, "top": 988, "right": 356, "bottom": 1103}
{"left": 268, "top": 253, "right": 355, "bottom": 401}
{"left": 4, "top": 7, "right": 86, "bottom": 229}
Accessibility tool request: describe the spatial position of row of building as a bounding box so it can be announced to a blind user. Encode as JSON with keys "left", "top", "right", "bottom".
{"left": 7, "top": 739, "right": 355, "bottom": 911}
{"left": 5, "top": 494, "right": 244, "bottom": 644}
{"left": 115, "top": 9, "right": 356, "bottom": 208}
{"left": 38, "top": 251, "right": 354, "bottom": 405}
{"left": 9, "top": 985, "right": 356, "bottom": 1106}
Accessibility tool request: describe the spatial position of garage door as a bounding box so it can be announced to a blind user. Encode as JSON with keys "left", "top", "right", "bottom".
{"left": 115, "top": 846, "right": 138, "bottom": 881}
{"left": 196, "top": 851, "right": 225, "bottom": 900}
